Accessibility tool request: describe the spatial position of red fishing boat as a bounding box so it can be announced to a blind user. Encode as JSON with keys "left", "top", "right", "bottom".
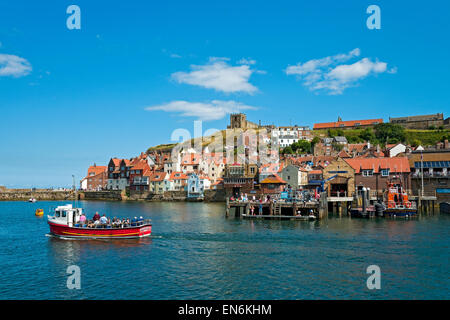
{"left": 47, "top": 204, "right": 152, "bottom": 239}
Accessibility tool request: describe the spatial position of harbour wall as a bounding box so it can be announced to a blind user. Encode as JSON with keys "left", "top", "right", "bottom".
{"left": 80, "top": 189, "right": 226, "bottom": 202}
{"left": 0, "top": 187, "right": 227, "bottom": 202}
{"left": 0, "top": 188, "right": 75, "bottom": 201}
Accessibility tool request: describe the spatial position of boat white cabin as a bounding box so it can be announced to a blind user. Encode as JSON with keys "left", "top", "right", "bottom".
{"left": 47, "top": 204, "right": 84, "bottom": 227}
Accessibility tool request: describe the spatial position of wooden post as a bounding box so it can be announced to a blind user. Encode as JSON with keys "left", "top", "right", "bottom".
{"left": 226, "top": 198, "right": 230, "bottom": 217}
{"left": 269, "top": 201, "right": 273, "bottom": 215}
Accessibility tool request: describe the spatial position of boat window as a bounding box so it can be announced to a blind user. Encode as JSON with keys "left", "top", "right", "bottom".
{"left": 55, "top": 211, "right": 60, "bottom": 217}
{"left": 62, "top": 211, "right": 67, "bottom": 217}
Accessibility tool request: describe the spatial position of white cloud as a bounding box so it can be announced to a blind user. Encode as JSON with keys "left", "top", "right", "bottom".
{"left": 145, "top": 100, "right": 258, "bottom": 121}
{"left": 238, "top": 58, "right": 256, "bottom": 65}
{"left": 0, "top": 53, "right": 32, "bottom": 77}
{"left": 285, "top": 48, "right": 394, "bottom": 94}
{"left": 171, "top": 57, "right": 258, "bottom": 94}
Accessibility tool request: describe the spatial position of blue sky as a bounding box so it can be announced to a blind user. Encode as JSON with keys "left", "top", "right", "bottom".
{"left": 0, "top": 0, "right": 449, "bottom": 187}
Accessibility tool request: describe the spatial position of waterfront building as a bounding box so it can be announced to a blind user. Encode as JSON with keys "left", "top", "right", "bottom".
{"left": 322, "top": 158, "right": 356, "bottom": 198}
{"left": 280, "top": 164, "right": 307, "bottom": 189}
{"left": 259, "top": 163, "right": 283, "bottom": 181}
{"left": 129, "top": 159, "right": 151, "bottom": 191}
{"left": 313, "top": 117, "right": 383, "bottom": 130}
{"left": 187, "top": 173, "right": 205, "bottom": 199}
{"left": 169, "top": 172, "right": 189, "bottom": 191}
{"left": 260, "top": 174, "right": 287, "bottom": 195}
{"left": 223, "top": 163, "right": 258, "bottom": 196}
{"left": 307, "top": 169, "right": 323, "bottom": 190}
{"left": 389, "top": 113, "right": 446, "bottom": 129}
{"left": 344, "top": 157, "right": 411, "bottom": 198}
{"left": 82, "top": 164, "right": 107, "bottom": 190}
{"left": 107, "top": 158, "right": 130, "bottom": 190}
{"left": 149, "top": 172, "right": 167, "bottom": 194}
{"left": 408, "top": 149, "right": 450, "bottom": 202}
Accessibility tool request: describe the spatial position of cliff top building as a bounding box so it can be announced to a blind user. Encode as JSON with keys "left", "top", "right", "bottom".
{"left": 389, "top": 113, "right": 445, "bottom": 129}
{"left": 313, "top": 117, "right": 383, "bottom": 130}
{"left": 227, "top": 113, "right": 259, "bottom": 129}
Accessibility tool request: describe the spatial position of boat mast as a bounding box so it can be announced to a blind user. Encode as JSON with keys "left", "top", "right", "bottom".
{"left": 72, "top": 174, "right": 77, "bottom": 206}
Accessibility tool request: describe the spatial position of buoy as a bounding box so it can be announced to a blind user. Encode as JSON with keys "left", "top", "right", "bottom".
{"left": 35, "top": 209, "right": 44, "bottom": 216}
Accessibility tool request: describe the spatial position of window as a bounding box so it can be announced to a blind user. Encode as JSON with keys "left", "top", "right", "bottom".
{"left": 362, "top": 170, "right": 373, "bottom": 177}
{"left": 381, "top": 169, "right": 390, "bottom": 177}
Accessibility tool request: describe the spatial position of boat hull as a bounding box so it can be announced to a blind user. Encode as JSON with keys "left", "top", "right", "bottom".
{"left": 384, "top": 209, "right": 417, "bottom": 217}
{"left": 48, "top": 221, "right": 152, "bottom": 239}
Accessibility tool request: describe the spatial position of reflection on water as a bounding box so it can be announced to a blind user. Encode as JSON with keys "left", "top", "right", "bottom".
{"left": 0, "top": 200, "right": 448, "bottom": 300}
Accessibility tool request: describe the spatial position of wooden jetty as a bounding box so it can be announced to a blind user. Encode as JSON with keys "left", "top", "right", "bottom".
{"left": 226, "top": 193, "right": 328, "bottom": 220}
{"left": 241, "top": 213, "right": 316, "bottom": 221}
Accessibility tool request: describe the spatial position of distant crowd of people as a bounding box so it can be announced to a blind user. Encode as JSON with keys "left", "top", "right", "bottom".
{"left": 76, "top": 212, "right": 146, "bottom": 228}
{"left": 229, "top": 190, "right": 320, "bottom": 216}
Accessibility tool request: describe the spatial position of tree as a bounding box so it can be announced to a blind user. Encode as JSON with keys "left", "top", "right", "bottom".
{"left": 311, "top": 136, "right": 320, "bottom": 146}
{"left": 282, "top": 146, "right": 294, "bottom": 154}
{"left": 359, "top": 128, "right": 376, "bottom": 143}
{"left": 291, "top": 140, "right": 311, "bottom": 154}
{"left": 374, "top": 123, "right": 406, "bottom": 144}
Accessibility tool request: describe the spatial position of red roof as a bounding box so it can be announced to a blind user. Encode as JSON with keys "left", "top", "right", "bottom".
{"left": 169, "top": 172, "right": 188, "bottom": 180}
{"left": 260, "top": 174, "right": 286, "bottom": 184}
{"left": 344, "top": 157, "right": 410, "bottom": 173}
{"left": 149, "top": 172, "right": 167, "bottom": 182}
{"left": 308, "top": 170, "right": 323, "bottom": 175}
{"left": 111, "top": 158, "right": 122, "bottom": 167}
{"left": 87, "top": 165, "right": 106, "bottom": 176}
{"left": 313, "top": 119, "right": 383, "bottom": 129}
{"left": 131, "top": 160, "right": 149, "bottom": 171}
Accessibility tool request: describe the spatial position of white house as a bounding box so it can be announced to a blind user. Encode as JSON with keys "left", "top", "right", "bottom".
{"left": 387, "top": 143, "right": 407, "bottom": 157}
{"left": 187, "top": 173, "right": 205, "bottom": 199}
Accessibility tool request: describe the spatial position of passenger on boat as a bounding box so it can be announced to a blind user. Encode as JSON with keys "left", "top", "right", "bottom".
{"left": 93, "top": 212, "right": 100, "bottom": 221}
{"left": 94, "top": 219, "right": 100, "bottom": 227}
{"left": 79, "top": 213, "right": 86, "bottom": 225}
{"left": 100, "top": 215, "right": 108, "bottom": 228}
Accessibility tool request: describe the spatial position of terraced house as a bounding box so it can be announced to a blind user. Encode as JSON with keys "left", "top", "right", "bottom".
{"left": 81, "top": 164, "right": 107, "bottom": 190}
{"left": 107, "top": 158, "right": 130, "bottom": 190}
{"left": 344, "top": 157, "right": 411, "bottom": 198}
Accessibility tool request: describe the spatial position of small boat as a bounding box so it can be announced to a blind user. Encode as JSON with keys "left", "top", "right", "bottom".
{"left": 383, "top": 181, "right": 417, "bottom": 217}
{"left": 47, "top": 204, "right": 152, "bottom": 239}
{"left": 35, "top": 209, "right": 44, "bottom": 216}
{"left": 440, "top": 202, "right": 450, "bottom": 214}
{"left": 29, "top": 198, "right": 37, "bottom": 203}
